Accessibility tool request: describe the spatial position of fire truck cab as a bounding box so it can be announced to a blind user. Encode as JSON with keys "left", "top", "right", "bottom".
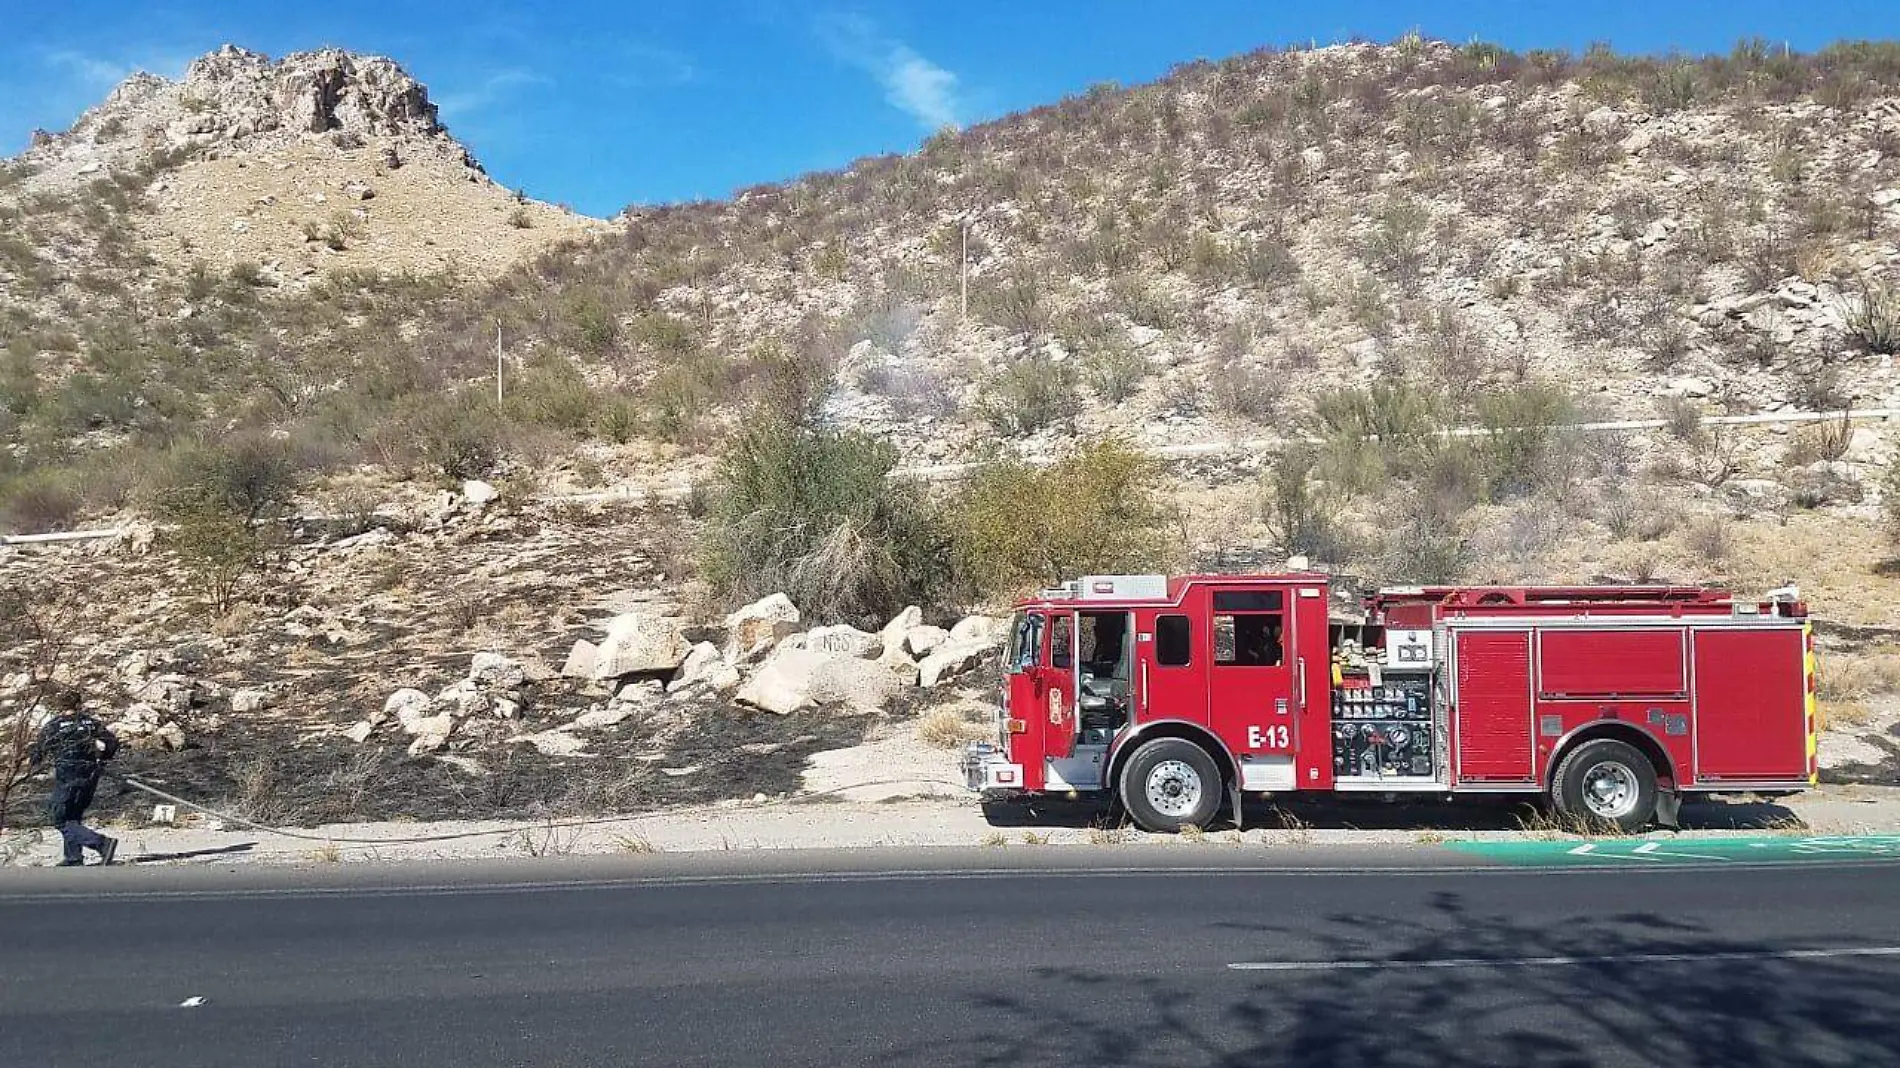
{"left": 961, "top": 574, "right": 1816, "bottom": 832}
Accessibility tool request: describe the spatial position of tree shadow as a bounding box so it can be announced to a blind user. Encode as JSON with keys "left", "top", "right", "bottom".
{"left": 887, "top": 890, "right": 1894, "bottom": 1067}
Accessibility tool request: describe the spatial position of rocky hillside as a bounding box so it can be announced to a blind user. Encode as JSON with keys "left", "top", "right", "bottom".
{"left": 7, "top": 38, "right": 1900, "bottom": 828}
{"left": 8, "top": 45, "right": 600, "bottom": 287}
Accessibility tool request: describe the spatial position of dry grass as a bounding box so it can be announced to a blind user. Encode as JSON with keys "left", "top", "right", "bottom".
{"left": 1511, "top": 807, "right": 1629, "bottom": 839}
{"left": 980, "top": 831, "right": 1008, "bottom": 847}
{"left": 917, "top": 707, "right": 992, "bottom": 750}
{"left": 1816, "top": 651, "right": 1900, "bottom": 701}
{"left": 1020, "top": 830, "right": 1053, "bottom": 846}
{"left": 304, "top": 841, "right": 343, "bottom": 863}
{"left": 1815, "top": 699, "right": 1874, "bottom": 733}
{"left": 1177, "top": 822, "right": 1207, "bottom": 843}
{"left": 612, "top": 833, "right": 659, "bottom": 854}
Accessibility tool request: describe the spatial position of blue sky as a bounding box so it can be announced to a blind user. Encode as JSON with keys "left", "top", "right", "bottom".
{"left": 4, "top": 1, "right": 1899, "bottom": 217}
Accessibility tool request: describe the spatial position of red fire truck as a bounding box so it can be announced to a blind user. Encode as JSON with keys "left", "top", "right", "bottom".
{"left": 961, "top": 574, "right": 1816, "bottom": 832}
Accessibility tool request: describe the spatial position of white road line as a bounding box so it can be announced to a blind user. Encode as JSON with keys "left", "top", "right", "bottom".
{"left": 1228, "top": 946, "right": 1900, "bottom": 972}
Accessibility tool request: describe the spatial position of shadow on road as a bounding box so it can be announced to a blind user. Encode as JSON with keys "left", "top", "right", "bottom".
{"left": 979, "top": 795, "right": 1800, "bottom": 832}
{"left": 897, "top": 892, "right": 1893, "bottom": 1067}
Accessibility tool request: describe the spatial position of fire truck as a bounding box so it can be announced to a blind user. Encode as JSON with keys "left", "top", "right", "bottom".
{"left": 961, "top": 574, "right": 1816, "bottom": 832}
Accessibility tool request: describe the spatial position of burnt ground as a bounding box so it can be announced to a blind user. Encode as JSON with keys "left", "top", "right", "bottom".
{"left": 5, "top": 701, "right": 878, "bottom": 831}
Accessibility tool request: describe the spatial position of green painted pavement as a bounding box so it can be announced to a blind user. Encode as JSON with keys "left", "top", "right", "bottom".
{"left": 1449, "top": 834, "right": 1900, "bottom": 866}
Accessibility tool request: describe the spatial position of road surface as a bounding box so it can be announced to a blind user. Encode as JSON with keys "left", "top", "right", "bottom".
{"left": 1, "top": 848, "right": 1896, "bottom": 1067}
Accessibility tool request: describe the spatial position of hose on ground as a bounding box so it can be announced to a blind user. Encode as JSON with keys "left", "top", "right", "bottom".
{"left": 107, "top": 773, "right": 968, "bottom": 848}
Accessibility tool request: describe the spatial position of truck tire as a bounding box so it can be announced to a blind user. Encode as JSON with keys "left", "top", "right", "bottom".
{"left": 1551, "top": 738, "right": 1659, "bottom": 833}
{"left": 1118, "top": 738, "right": 1223, "bottom": 833}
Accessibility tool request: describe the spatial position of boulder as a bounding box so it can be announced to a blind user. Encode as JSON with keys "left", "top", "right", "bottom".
{"left": 806, "top": 624, "right": 883, "bottom": 659}
{"left": 134, "top": 674, "right": 198, "bottom": 716}
{"left": 725, "top": 593, "right": 801, "bottom": 661}
{"left": 1581, "top": 105, "right": 1622, "bottom": 136}
{"left": 735, "top": 648, "right": 903, "bottom": 715}
{"left": 614, "top": 679, "right": 665, "bottom": 705}
{"left": 469, "top": 651, "right": 527, "bottom": 691}
{"left": 667, "top": 642, "right": 725, "bottom": 693}
{"left": 949, "top": 616, "right": 1001, "bottom": 645}
{"left": 878, "top": 606, "right": 924, "bottom": 652}
{"left": 593, "top": 612, "right": 691, "bottom": 678}
{"left": 384, "top": 688, "right": 431, "bottom": 728}
{"left": 511, "top": 730, "right": 587, "bottom": 757}
{"left": 904, "top": 625, "right": 950, "bottom": 658}
{"left": 462, "top": 479, "right": 498, "bottom": 507}
{"left": 574, "top": 705, "right": 636, "bottom": 729}
{"left": 151, "top": 723, "right": 188, "bottom": 751}
{"left": 917, "top": 640, "right": 1002, "bottom": 688}
{"left": 560, "top": 639, "right": 598, "bottom": 679}
{"left": 229, "top": 688, "right": 271, "bottom": 714}
{"left": 344, "top": 720, "right": 377, "bottom": 744}
{"left": 1723, "top": 478, "right": 1790, "bottom": 512}
{"left": 431, "top": 679, "right": 491, "bottom": 718}
{"left": 406, "top": 714, "right": 454, "bottom": 756}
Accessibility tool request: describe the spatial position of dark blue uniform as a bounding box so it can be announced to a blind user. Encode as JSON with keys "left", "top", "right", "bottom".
{"left": 29, "top": 712, "right": 120, "bottom": 866}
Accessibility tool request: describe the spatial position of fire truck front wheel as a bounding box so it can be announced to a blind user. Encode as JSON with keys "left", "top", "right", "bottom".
{"left": 1118, "top": 738, "right": 1224, "bottom": 833}
{"left": 1550, "top": 738, "right": 1659, "bottom": 833}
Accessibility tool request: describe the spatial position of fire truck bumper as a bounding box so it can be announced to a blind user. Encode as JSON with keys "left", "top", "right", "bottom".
{"left": 961, "top": 743, "right": 1025, "bottom": 793}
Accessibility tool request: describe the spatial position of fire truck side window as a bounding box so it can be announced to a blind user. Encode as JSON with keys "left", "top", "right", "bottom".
{"left": 1156, "top": 615, "right": 1192, "bottom": 666}
{"left": 1050, "top": 615, "right": 1073, "bottom": 669}
{"left": 1215, "top": 614, "right": 1283, "bottom": 667}
{"left": 1007, "top": 614, "right": 1043, "bottom": 674}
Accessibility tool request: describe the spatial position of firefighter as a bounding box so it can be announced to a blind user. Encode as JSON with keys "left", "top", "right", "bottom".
{"left": 28, "top": 685, "right": 120, "bottom": 867}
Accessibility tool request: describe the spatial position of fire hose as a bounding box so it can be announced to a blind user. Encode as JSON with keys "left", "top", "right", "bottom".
{"left": 103, "top": 772, "right": 968, "bottom": 849}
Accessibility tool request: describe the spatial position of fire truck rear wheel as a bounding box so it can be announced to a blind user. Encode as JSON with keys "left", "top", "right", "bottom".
{"left": 1118, "top": 738, "right": 1224, "bottom": 833}
{"left": 1551, "top": 738, "right": 1659, "bottom": 833}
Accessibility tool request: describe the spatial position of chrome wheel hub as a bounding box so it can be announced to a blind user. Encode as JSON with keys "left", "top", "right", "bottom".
{"left": 1145, "top": 759, "right": 1203, "bottom": 818}
{"left": 1581, "top": 762, "right": 1639, "bottom": 820}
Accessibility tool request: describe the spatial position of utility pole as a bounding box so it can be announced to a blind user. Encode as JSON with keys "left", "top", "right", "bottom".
{"left": 495, "top": 322, "right": 504, "bottom": 406}
{"left": 959, "top": 216, "right": 970, "bottom": 324}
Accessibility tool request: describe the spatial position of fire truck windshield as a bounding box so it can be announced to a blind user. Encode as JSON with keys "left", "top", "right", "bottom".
{"left": 1006, "top": 613, "right": 1042, "bottom": 674}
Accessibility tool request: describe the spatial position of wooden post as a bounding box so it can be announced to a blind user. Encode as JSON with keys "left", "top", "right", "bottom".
{"left": 959, "top": 218, "right": 969, "bottom": 323}
{"left": 495, "top": 322, "right": 504, "bottom": 406}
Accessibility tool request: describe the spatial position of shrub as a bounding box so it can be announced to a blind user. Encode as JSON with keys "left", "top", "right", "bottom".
{"left": 1660, "top": 396, "right": 1703, "bottom": 441}
{"left": 949, "top": 439, "right": 1171, "bottom": 597}
{"left": 1682, "top": 515, "right": 1734, "bottom": 572}
{"left": 411, "top": 400, "right": 507, "bottom": 480}
{"left": 0, "top": 469, "right": 83, "bottom": 534}
{"left": 157, "top": 436, "right": 304, "bottom": 613}
{"left": 1475, "top": 384, "right": 1574, "bottom": 500}
{"left": 1209, "top": 360, "right": 1283, "bottom": 422}
{"left": 1261, "top": 447, "right": 1345, "bottom": 562}
{"left": 567, "top": 294, "right": 622, "bottom": 354}
{"left": 1080, "top": 336, "right": 1148, "bottom": 403}
{"left": 1784, "top": 414, "right": 1853, "bottom": 465}
{"left": 1107, "top": 274, "right": 1178, "bottom": 329}
{"left": 979, "top": 356, "right": 1080, "bottom": 434}
{"left": 973, "top": 268, "right": 1051, "bottom": 337}
{"left": 1841, "top": 273, "right": 1900, "bottom": 356}
{"left": 1361, "top": 198, "right": 1431, "bottom": 285}
{"left": 699, "top": 419, "right": 948, "bottom": 624}
{"left": 507, "top": 207, "right": 533, "bottom": 229}
{"left": 1237, "top": 234, "right": 1300, "bottom": 286}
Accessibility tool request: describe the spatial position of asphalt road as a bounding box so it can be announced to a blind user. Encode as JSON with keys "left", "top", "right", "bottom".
{"left": 1, "top": 849, "right": 1897, "bottom": 1068}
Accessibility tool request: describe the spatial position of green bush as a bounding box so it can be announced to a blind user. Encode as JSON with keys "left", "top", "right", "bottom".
{"left": 0, "top": 468, "right": 82, "bottom": 534}
{"left": 157, "top": 436, "right": 304, "bottom": 613}
{"left": 699, "top": 419, "right": 948, "bottom": 624}
{"left": 949, "top": 439, "right": 1172, "bottom": 597}
{"left": 1260, "top": 447, "right": 1345, "bottom": 562}
{"left": 1080, "top": 337, "right": 1148, "bottom": 402}
{"left": 973, "top": 268, "right": 1051, "bottom": 337}
{"left": 979, "top": 356, "right": 1080, "bottom": 434}
{"left": 1842, "top": 274, "right": 1900, "bottom": 356}
{"left": 1474, "top": 383, "right": 1574, "bottom": 500}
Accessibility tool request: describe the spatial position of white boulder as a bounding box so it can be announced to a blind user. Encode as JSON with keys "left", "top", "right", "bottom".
{"left": 949, "top": 616, "right": 1000, "bottom": 645}
{"left": 806, "top": 624, "right": 883, "bottom": 659}
{"left": 406, "top": 714, "right": 454, "bottom": 755}
{"left": 574, "top": 705, "right": 636, "bottom": 729}
{"left": 230, "top": 688, "right": 271, "bottom": 714}
{"left": 904, "top": 625, "right": 949, "bottom": 658}
{"left": 878, "top": 605, "right": 923, "bottom": 651}
{"left": 560, "top": 639, "right": 598, "bottom": 679}
{"left": 735, "top": 648, "right": 904, "bottom": 715}
{"left": 667, "top": 642, "right": 725, "bottom": 693}
{"left": 469, "top": 651, "right": 527, "bottom": 691}
{"left": 592, "top": 612, "right": 691, "bottom": 678}
{"left": 344, "top": 720, "right": 377, "bottom": 744}
{"left": 918, "top": 638, "right": 1003, "bottom": 688}
{"left": 725, "top": 593, "right": 801, "bottom": 661}
{"left": 384, "top": 688, "right": 431, "bottom": 726}
{"left": 462, "top": 479, "right": 498, "bottom": 507}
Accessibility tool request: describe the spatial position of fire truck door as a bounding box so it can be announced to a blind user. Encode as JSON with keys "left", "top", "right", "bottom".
{"left": 1207, "top": 589, "right": 1296, "bottom": 760}
{"left": 1040, "top": 610, "right": 1079, "bottom": 760}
